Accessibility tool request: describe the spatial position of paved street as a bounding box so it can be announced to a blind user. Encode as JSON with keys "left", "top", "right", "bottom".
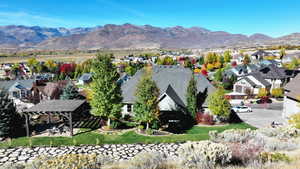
{"left": 234, "top": 102, "right": 286, "bottom": 128}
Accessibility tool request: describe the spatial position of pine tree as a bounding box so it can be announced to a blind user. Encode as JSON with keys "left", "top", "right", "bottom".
{"left": 133, "top": 66, "right": 160, "bottom": 130}
{"left": 90, "top": 53, "right": 122, "bottom": 127}
{"left": 186, "top": 74, "right": 198, "bottom": 119}
{"left": 60, "top": 82, "right": 80, "bottom": 100}
{"left": 0, "top": 92, "right": 19, "bottom": 138}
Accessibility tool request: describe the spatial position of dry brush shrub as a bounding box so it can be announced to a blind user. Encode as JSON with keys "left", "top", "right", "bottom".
{"left": 210, "top": 126, "right": 300, "bottom": 153}
{"left": 105, "top": 152, "right": 179, "bottom": 169}
{"left": 289, "top": 112, "right": 300, "bottom": 129}
{"left": 227, "top": 142, "right": 264, "bottom": 165}
{"left": 177, "top": 141, "right": 232, "bottom": 168}
{"left": 259, "top": 152, "right": 291, "bottom": 163}
{"left": 26, "top": 154, "right": 112, "bottom": 169}
{"left": 209, "top": 129, "right": 256, "bottom": 143}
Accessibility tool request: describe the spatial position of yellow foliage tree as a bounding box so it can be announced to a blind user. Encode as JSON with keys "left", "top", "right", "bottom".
{"left": 214, "top": 62, "right": 222, "bottom": 69}
{"left": 257, "top": 88, "right": 268, "bottom": 98}
{"left": 271, "top": 88, "right": 284, "bottom": 98}
{"left": 289, "top": 113, "right": 300, "bottom": 129}
{"left": 207, "top": 63, "right": 214, "bottom": 71}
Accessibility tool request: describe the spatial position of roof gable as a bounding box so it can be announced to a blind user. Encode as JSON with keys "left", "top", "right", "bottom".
{"left": 121, "top": 65, "right": 215, "bottom": 105}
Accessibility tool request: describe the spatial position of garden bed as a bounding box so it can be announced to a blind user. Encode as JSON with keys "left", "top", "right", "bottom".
{"left": 135, "top": 129, "right": 173, "bottom": 136}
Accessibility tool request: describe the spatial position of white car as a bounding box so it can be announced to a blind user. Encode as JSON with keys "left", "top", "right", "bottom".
{"left": 232, "top": 106, "right": 252, "bottom": 113}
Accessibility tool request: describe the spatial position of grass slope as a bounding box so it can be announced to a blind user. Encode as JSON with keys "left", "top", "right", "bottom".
{"left": 0, "top": 123, "right": 255, "bottom": 148}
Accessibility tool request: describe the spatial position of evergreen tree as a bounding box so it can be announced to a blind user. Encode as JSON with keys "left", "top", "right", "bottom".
{"left": 186, "top": 74, "right": 198, "bottom": 119}
{"left": 0, "top": 92, "right": 21, "bottom": 138}
{"left": 60, "top": 82, "right": 80, "bottom": 100}
{"left": 133, "top": 66, "right": 160, "bottom": 130}
{"left": 90, "top": 53, "right": 122, "bottom": 127}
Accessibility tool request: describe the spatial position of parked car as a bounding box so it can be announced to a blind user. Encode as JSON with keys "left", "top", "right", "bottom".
{"left": 256, "top": 97, "right": 272, "bottom": 104}
{"left": 232, "top": 106, "right": 252, "bottom": 113}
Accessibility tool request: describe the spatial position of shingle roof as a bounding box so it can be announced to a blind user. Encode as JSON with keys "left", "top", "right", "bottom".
{"left": 121, "top": 65, "right": 215, "bottom": 107}
{"left": 251, "top": 73, "right": 272, "bottom": 87}
{"left": 23, "top": 100, "right": 86, "bottom": 113}
{"left": 0, "top": 79, "right": 34, "bottom": 92}
{"left": 79, "top": 73, "right": 92, "bottom": 81}
{"left": 258, "top": 64, "right": 292, "bottom": 79}
{"left": 251, "top": 50, "right": 275, "bottom": 57}
{"left": 284, "top": 74, "right": 300, "bottom": 101}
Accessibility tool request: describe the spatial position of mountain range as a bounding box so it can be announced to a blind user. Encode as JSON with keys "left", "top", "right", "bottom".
{"left": 0, "top": 24, "right": 299, "bottom": 50}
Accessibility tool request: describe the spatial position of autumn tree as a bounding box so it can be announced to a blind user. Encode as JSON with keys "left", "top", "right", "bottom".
{"left": 45, "top": 59, "right": 57, "bottom": 73}
{"left": 90, "top": 53, "right": 122, "bottom": 128}
{"left": 224, "top": 50, "right": 232, "bottom": 63}
{"left": 243, "top": 54, "right": 251, "bottom": 65}
{"left": 207, "top": 88, "right": 231, "bottom": 121}
{"left": 258, "top": 88, "right": 268, "bottom": 98}
{"left": 279, "top": 48, "right": 286, "bottom": 59}
{"left": 186, "top": 74, "right": 198, "bottom": 119}
{"left": 133, "top": 66, "right": 160, "bottom": 130}
{"left": 27, "top": 58, "right": 39, "bottom": 74}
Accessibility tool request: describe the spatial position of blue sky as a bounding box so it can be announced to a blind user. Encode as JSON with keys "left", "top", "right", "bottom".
{"left": 0, "top": 0, "right": 299, "bottom": 37}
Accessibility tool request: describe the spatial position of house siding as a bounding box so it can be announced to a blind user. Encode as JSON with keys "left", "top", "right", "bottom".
{"left": 283, "top": 96, "right": 300, "bottom": 120}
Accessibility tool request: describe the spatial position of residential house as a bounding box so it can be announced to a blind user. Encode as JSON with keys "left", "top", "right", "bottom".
{"left": 121, "top": 65, "right": 215, "bottom": 126}
{"left": 77, "top": 73, "right": 92, "bottom": 85}
{"left": 31, "top": 80, "right": 69, "bottom": 103}
{"left": 257, "top": 64, "right": 295, "bottom": 89}
{"left": 259, "top": 59, "right": 282, "bottom": 67}
{"left": 117, "top": 73, "right": 130, "bottom": 85}
{"left": 251, "top": 50, "right": 276, "bottom": 60}
{"left": 233, "top": 73, "right": 271, "bottom": 95}
{"left": 283, "top": 74, "right": 300, "bottom": 119}
{"left": 282, "top": 52, "right": 300, "bottom": 64}
{"left": 224, "top": 64, "right": 260, "bottom": 78}
{"left": 0, "top": 79, "right": 34, "bottom": 100}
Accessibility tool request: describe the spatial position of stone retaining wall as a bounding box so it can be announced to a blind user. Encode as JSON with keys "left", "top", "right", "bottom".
{"left": 0, "top": 143, "right": 180, "bottom": 165}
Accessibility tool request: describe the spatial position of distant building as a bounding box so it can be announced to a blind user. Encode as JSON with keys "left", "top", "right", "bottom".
{"left": 77, "top": 73, "right": 92, "bottom": 85}
{"left": 0, "top": 79, "right": 34, "bottom": 100}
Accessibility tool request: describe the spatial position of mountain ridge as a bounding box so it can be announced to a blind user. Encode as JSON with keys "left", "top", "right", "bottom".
{"left": 0, "top": 24, "right": 298, "bottom": 49}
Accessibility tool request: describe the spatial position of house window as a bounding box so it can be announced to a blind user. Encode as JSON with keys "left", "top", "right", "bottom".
{"left": 127, "top": 104, "right": 132, "bottom": 112}
{"left": 21, "top": 90, "right": 26, "bottom": 98}
{"left": 12, "top": 91, "right": 19, "bottom": 98}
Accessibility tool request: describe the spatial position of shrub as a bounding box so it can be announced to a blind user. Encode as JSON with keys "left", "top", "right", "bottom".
{"left": 271, "top": 88, "right": 284, "bottom": 98}
{"left": 289, "top": 112, "right": 300, "bottom": 129}
{"left": 125, "top": 152, "right": 171, "bottom": 169}
{"left": 209, "top": 129, "right": 256, "bottom": 143}
{"left": 27, "top": 154, "right": 111, "bottom": 169}
{"left": 196, "top": 113, "right": 214, "bottom": 125}
{"left": 228, "top": 142, "right": 263, "bottom": 165}
{"left": 259, "top": 152, "right": 291, "bottom": 163}
{"left": 178, "top": 141, "right": 232, "bottom": 168}
{"left": 258, "top": 125, "right": 300, "bottom": 139}
{"left": 263, "top": 137, "right": 298, "bottom": 151}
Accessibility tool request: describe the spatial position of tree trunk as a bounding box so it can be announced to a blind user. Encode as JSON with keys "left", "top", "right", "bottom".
{"left": 146, "top": 122, "right": 149, "bottom": 130}
{"left": 107, "top": 118, "right": 111, "bottom": 128}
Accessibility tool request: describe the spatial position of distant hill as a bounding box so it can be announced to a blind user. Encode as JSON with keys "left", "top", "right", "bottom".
{"left": 0, "top": 24, "right": 299, "bottom": 50}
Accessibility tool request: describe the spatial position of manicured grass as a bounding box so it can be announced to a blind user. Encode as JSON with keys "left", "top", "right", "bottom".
{"left": 0, "top": 123, "right": 255, "bottom": 148}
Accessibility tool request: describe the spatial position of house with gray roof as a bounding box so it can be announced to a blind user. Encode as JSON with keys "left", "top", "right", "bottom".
{"left": 121, "top": 65, "right": 215, "bottom": 117}
{"left": 251, "top": 50, "right": 276, "bottom": 60}
{"left": 77, "top": 73, "right": 92, "bottom": 85}
{"left": 233, "top": 73, "right": 271, "bottom": 95}
{"left": 0, "top": 79, "right": 34, "bottom": 100}
{"left": 283, "top": 74, "right": 300, "bottom": 119}
{"left": 224, "top": 64, "right": 260, "bottom": 78}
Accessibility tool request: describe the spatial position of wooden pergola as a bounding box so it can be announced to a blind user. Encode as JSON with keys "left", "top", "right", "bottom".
{"left": 22, "top": 100, "right": 86, "bottom": 137}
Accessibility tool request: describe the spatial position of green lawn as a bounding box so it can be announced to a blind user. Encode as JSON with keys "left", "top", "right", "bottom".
{"left": 0, "top": 123, "right": 255, "bottom": 148}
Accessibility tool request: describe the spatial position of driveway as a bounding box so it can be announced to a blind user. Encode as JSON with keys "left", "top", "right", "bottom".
{"left": 234, "top": 102, "right": 286, "bottom": 128}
